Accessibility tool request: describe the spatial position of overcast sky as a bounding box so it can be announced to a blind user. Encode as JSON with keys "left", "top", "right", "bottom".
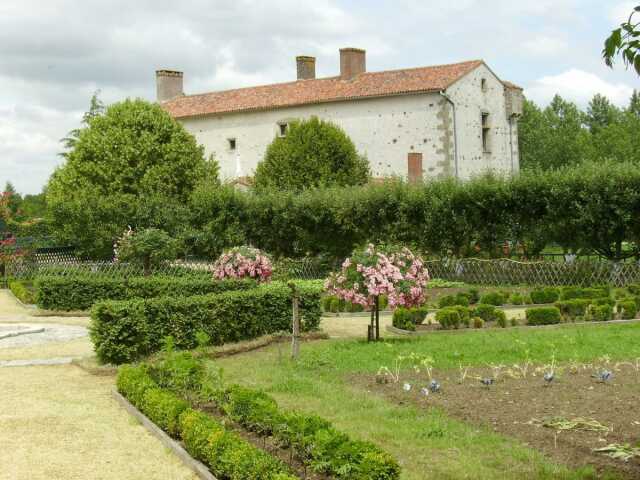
{"left": 1, "top": 0, "right": 638, "bottom": 194}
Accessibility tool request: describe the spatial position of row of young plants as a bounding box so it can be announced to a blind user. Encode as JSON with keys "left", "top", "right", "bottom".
{"left": 118, "top": 345, "right": 401, "bottom": 479}
{"left": 90, "top": 280, "right": 323, "bottom": 364}
{"left": 34, "top": 275, "right": 256, "bottom": 311}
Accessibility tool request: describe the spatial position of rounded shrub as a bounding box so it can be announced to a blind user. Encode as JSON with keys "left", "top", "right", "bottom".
{"left": 526, "top": 306, "right": 561, "bottom": 326}
{"left": 494, "top": 310, "right": 507, "bottom": 328}
{"left": 473, "top": 303, "right": 498, "bottom": 323}
{"left": 617, "top": 299, "right": 638, "bottom": 319}
{"left": 529, "top": 287, "right": 560, "bottom": 304}
{"left": 438, "top": 294, "right": 469, "bottom": 308}
{"left": 480, "top": 291, "right": 506, "bottom": 306}
{"left": 472, "top": 316, "right": 484, "bottom": 328}
{"left": 436, "top": 308, "right": 462, "bottom": 329}
{"left": 392, "top": 307, "right": 416, "bottom": 331}
{"left": 587, "top": 304, "right": 613, "bottom": 322}
{"left": 254, "top": 116, "right": 369, "bottom": 191}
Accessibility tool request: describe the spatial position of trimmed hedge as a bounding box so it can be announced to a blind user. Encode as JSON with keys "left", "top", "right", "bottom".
{"left": 392, "top": 306, "right": 430, "bottom": 331}
{"left": 436, "top": 308, "right": 461, "bottom": 329}
{"left": 472, "top": 304, "right": 500, "bottom": 323}
{"left": 91, "top": 281, "right": 322, "bottom": 364}
{"left": 479, "top": 291, "right": 506, "bottom": 306}
{"left": 36, "top": 275, "right": 256, "bottom": 311}
{"left": 617, "top": 299, "right": 638, "bottom": 319}
{"left": 526, "top": 307, "right": 561, "bottom": 326}
{"left": 438, "top": 294, "right": 469, "bottom": 308}
{"left": 555, "top": 299, "right": 592, "bottom": 320}
{"left": 8, "top": 280, "right": 36, "bottom": 304}
{"left": 560, "top": 286, "right": 609, "bottom": 300}
{"left": 587, "top": 304, "right": 613, "bottom": 322}
{"left": 214, "top": 384, "right": 401, "bottom": 480}
{"left": 529, "top": 287, "right": 560, "bottom": 304}
{"left": 117, "top": 366, "right": 293, "bottom": 480}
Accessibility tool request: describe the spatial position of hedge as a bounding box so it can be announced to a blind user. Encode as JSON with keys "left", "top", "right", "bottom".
{"left": 587, "top": 304, "right": 613, "bottom": 322}
{"left": 526, "top": 307, "right": 561, "bottom": 326}
{"left": 618, "top": 299, "right": 638, "bottom": 319}
{"left": 392, "top": 306, "right": 429, "bottom": 331}
{"left": 436, "top": 308, "right": 461, "bottom": 329}
{"left": 479, "top": 291, "right": 506, "bottom": 306}
{"left": 8, "top": 280, "right": 36, "bottom": 304}
{"left": 91, "top": 281, "right": 322, "bottom": 364}
{"left": 529, "top": 287, "right": 560, "bottom": 305}
{"left": 183, "top": 161, "right": 640, "bottom": 262}
{"left": 555, "top": 299, "right": 592, "bottom": 320}
{"left": 116, "top": 366, "right": 294, "bottom": 480}
{"left": 560, "top": 286, "right": 610, "bottom": 300}
{"left": 214, "top": 384, "right": 401, "bottom": 479}
{"left": 35, "top": 275, "right": 256, "bottom": 311}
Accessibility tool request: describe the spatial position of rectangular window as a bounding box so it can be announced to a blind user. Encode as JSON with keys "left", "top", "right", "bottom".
{"left": 228, "top": 138, "right": 236, "bottom": 150}
{"left": 481, "top": 112, "right": 490, "bottom": 153}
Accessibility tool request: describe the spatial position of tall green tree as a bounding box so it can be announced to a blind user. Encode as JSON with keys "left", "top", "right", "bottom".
{"left": 519, "top": 95, "right": 593, "bottom": 170}
{"left": 60, "top": 91, "right": 105, "bottom": 157}
{"left": 47, "top": 98, "right": 216, "bottom": 258}
{"left": 254, "top": 116, "right": 370, "bottom": 191}
{"left": 584, "top": 94, "right": 620, "bottom": 134}
{"left": 629, "top": 89, "right": 640, "bottom": 116}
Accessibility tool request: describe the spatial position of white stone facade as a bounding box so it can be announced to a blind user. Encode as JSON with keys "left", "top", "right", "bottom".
{"left": 173, "top": 62, "right": 521, "bottom": 182}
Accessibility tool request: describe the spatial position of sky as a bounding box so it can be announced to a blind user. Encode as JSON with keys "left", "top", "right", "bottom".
{"left": 1, "top": 0, "right": 638, "bottom": 194}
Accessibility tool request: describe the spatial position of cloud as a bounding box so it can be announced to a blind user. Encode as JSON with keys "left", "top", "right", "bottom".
{"left": 522, "top": 35, "right": 569, "bottom": 57}
{"left": 525, "top": 68, "right": 635, "bottom": 107}
{"left": 609, "top": 1, "right": 637, "bottom": 24}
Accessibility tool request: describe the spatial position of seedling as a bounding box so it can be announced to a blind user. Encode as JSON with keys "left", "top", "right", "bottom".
{"left": 594, "top": 443, "right": 640, "bottom": 462}
{"left": 457, "top": 362, "right": 470, "bottom": 384}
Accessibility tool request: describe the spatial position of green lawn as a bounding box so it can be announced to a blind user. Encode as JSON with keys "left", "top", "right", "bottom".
{"left": 213, "top": 323, "right": 640, "bottom": 480}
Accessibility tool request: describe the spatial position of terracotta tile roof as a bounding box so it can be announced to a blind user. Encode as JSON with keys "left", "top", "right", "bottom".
{"left": 163, "top": 59, "right": 485, "bottom": 119}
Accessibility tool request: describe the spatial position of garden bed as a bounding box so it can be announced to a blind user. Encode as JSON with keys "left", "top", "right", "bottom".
{"left": 358, "top": 366, "right": 640, "bottom": 479}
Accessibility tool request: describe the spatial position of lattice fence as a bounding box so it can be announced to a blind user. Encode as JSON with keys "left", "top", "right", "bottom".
{"left": 4, "top": 255, "right": 332, "bottom": 282}
{"left": 425, "top": 258, "right": 640, "bottom": 287}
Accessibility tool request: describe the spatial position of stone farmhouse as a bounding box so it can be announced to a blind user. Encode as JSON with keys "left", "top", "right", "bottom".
{"left": 158, "top": 48, "right": 523, "bottom": 183}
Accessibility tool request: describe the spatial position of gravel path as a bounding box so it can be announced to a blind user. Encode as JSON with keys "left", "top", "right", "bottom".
{"left": 0, "top": 288, "right": 198, "bottom": 479}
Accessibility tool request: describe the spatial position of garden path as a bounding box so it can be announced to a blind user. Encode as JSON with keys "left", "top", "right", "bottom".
{"left": 0, "top": 289, "right": 198, "bottom": 480}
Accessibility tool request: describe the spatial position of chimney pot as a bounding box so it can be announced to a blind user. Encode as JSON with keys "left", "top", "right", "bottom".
{"left": 156, "top": 69, "right": 184, "bottom": 102}
{"left": 339, "top": 48, "right": 366, "bottom": 80}
{"left": 296, "top": 56, "right": 316, "bottom": 80}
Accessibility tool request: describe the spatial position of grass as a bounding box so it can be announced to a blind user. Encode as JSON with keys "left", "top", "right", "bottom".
{"left": 212, "top": 322, "right": 640, "bottom": 480}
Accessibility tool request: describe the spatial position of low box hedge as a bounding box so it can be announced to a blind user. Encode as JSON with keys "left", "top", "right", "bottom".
{"left": 526, "top": 306, "right": 561, "bottom": 326}
{"left": 617, "top": 299, "right": 638, "bottom": 319}
{"left": 560, "top": 286, "right": 609, "bottom": 300}
{"left": 478, "top": 291, "right": 506, "bottom": 306}
{"left": 555, "top": 299, "right": 592, "bottom": 320}
{"left": 35, "top": 275, "right": 257, "bottom": 311}
{"left": 587, "top": 304, "right": 613, "bottom": 322}
{"left": 529, "top": 287, "right": 560, "bottom": 304}
{"left": 91, "top": 281, "right": 322, "bottom": 364}
{"left": 116, "top": 365, "right": 295, "bottom": 480}
{"left": 8, "top": 280, "right": 36, "bottom": 304}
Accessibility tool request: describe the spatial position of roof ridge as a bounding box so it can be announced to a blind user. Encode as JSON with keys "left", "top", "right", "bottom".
{"left": 169, "top": 59, "right": 484, "bottom": 102}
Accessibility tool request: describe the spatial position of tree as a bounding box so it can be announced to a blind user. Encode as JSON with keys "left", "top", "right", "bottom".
{"left": 629, "top": 89, "right": 640, "bottom": 117}
{"left": 519, "top": 95, "right": 593, "bottom": 170}
{"left": 603, "top": 5, "right": 640, "bottom": 75}
{"left": 2, "top": 182, "right": 21, "bottom": 216}
{"left": 584, "top": 94, "right": 620, "bottom": 134}
{"left": 114, "top": 227, "right": 177, "bottom": 276}
{"left": 60, "top": 91, "right": 105, "bottom": 157}
{"left": 253, "top": 116, "right": 369, "bottom": 191}
{"left": 47, "top": 98, "right": 216, "bottom": 258}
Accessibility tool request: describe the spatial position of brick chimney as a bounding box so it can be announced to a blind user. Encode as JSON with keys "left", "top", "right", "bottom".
{"left": 296, "top": 56, "right": 316, "bottom": 80}
{"left": 156, "top": 70, "right": 184, "bottom": 102}
{"left": 339, "top": 48, "right": 366, "bottom": 80}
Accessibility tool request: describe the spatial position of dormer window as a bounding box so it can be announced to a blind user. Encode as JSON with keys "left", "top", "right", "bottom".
{"left": 228, "top": 138, "right": 236, "bottom": 150}
{"left": 278, "top": 122, "right": 288, "bottom": 137}
{"left": 481, "top": 78, "right": 487, "bottom": 92}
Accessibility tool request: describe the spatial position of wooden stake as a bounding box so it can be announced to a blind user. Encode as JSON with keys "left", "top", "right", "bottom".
{"left": 288, "top": 282, "right": 300, "bottom": 359}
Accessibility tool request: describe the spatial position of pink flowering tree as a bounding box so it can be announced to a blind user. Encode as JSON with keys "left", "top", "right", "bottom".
{"left": 213, "top": 246, "right": 273, "bottom": 283}
{"left": 325, "top": 244, "right": 429, "bottom": 340}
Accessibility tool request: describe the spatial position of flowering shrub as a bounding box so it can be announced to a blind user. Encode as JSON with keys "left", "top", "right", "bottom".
{"left": 325, "top": 244, "right": 429, "bottom": 309}
{"left": 213, "top": 246, "right": 273, "bottom": 282}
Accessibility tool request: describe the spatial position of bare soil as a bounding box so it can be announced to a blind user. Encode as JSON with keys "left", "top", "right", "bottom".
{"left": 356, "top": 365, "right": 640, "bottom": 479}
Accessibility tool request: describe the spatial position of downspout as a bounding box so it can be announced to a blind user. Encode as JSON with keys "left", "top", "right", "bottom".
{"left": 508, "top": 116, "right": 514, "bottom": 175}
{"left": 439, "top": 90, "right": 458, "bottom": 178}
